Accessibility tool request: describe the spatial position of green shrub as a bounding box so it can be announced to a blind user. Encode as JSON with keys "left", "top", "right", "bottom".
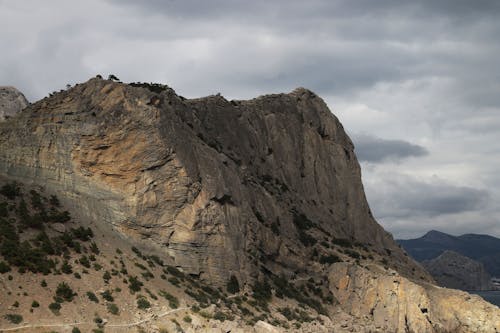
{"left": 0, "top": 261, "right": 11, "bottom": 273}
{"left": 72, "top": 327, "right": 82, "bottom": 333}
{"left": 319, "top": 254, "right": 342, "bottom": 264}
{"left": 4, "top": 313, "right": 23, "bottom": 324}
{"left": 128, "top": 276, "right": 143, "bottom": 293}
{"left": 252, "top": 280, "right": 272, "bottom": 305}
{"left": 137, "top": 296, "right": 151, "bottom": 309}
{"left": 56, "top": 282, "right": 76, "bottom": 302}
{"left": 49, "top": 302, "right": 61, "bottom": 314}
{"left": 86, "top": 291, "right": 99, "bottom": 303}
{"left": 61, "top": 260, "right": 73, "bottom": 274}
{"left": 107, "top": 303, "right": 119, "bottom": 315}
{"left": 226, "top": 275, "right": 240, "bottom": 294}
{"left": 103, "top": 271, "right": 111, "bottom": 283}
{"left": 31, "top": 300, "right": 40, "bottom": 308}
{"left": 0, "top": 182, "right": 21, "bottom": 200}
{"left": 159, "top": 290, "right": 179, "bottom": 309}
{"left": 101, "top": 290, "right": 114, "bottom": 302}
{"left": 183, "top": 315, "right": 192, "bottom": 323}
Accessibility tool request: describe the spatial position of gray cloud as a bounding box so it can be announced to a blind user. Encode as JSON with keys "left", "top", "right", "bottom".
{"left": 365, "top": 174, "right": 490, "bottom": 219}
{"left": 353, "top": 134, "right": 428, "bottom": 163}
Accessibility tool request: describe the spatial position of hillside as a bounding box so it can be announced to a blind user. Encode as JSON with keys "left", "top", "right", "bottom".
{"left": 422, "top": 251, "right": 493, "bottom": 291}
{"left": 399, "top": 230, "right": 500, "bottom": 277}
{"left": 0, "top": 77, "right": 499, "bottom": 332}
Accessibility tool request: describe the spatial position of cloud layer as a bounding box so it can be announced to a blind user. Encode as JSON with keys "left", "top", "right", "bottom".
{"left": 1, "top": 0, "right": 499, "bottom": 238}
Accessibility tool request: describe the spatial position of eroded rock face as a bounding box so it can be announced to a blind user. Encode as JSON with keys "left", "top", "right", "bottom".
{"left": 423, "top": 250, "right": 493, "bottom": 291}
{"left": 0, "top": 78, "right": 426, "bottom": 284}
{"left": 329, "top": 262, "right": 500, "bottom": 332}
{"left": 0, "top": 86, "right": 28, "bottom": 121}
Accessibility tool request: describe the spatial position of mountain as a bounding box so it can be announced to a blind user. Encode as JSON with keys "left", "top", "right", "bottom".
{"left": 0, "top": 77, "right": 499, "bottom": 332}
{"left": 399, "top": 230, "right": 500, "bottom": 277}
{"left": 422, "top": 250, "right": 493, "bottom": 291}
{"left": 0, "top": 86, "right": 28, "bottom": 120}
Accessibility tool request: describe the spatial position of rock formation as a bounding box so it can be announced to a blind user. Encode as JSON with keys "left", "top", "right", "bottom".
{"left": 0, "top": 86, "right": 28, "bottom": 121}
{"left": 0, "top": 77, "right": 499, "bottom": 332}
{"left": 422, "top": 250, "right": 493, "bottom": 291}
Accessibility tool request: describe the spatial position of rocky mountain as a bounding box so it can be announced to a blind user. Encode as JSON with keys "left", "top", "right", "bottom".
{"left": 399, "top": 230, "right": 500, "bottom": 277}
{"left": 422, "top": 250, "right": 493, "bottom": 291}
{"left": 0, "top": 86, "right": 29, "bottom": 120}
{"left": 0, "top": 77, "right": 499, "bottom": 332}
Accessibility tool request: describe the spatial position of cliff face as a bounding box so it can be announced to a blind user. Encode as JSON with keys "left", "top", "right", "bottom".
{"left": 0, "top": 78, "right": 499, "bottom": 332}
{"left": 422, "top": 250, "right": 493, "bottom": 291}
{"left": 0, "top": 86, "right": 28, "bottom": 120}
{"left": 0, "top": 78, "right": 423, "bottom": 283}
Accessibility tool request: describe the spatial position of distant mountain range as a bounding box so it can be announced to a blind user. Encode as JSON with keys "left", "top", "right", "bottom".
{"left": 398, "top": 230, "right": 500, "bottom": 277}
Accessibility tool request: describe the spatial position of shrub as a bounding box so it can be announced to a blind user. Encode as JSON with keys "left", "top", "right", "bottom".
{"left": 56, "top": 282, "right": 76, "bottom": 302}
{"left": 49, "top": 195, "right": 60, "bottom": 207}
{"left": 227, "top": 275, "right": 240, "bottom": 294}
{"left": 103, "top": 271, "right": 111, "bottom": 283}
{"left": 0, "top": 182, "right": 20, "bottom": 200}
{"left": 159, "top": 290, "right": 179, "bottom": 309}
{"left": 107, "top": 303, "right": 119, "bottom": 315}
{"left": 61, "top": 260, "right": 73, "bottom": 274}
{"left": 0, "top": 261, "right": 11, "bottom": 273}
{"left": 4, "top": 313, "right": 23, "bottom": 324}
{"left": 31, "top": 300, "right": 40, "bottom": 308}
{"left": 252, "top": 280, "right": 272, "bottom": 305}
{"left": 72, "top": 327, "right": 82, "bottom": 333}
{"left": 183, "top": 315, "right": 192, "bottom": 323}
{"left": 319, "top": 254, "right": 342, "bottom": 264}
{"left": 86, "top": 291, "right": 99, "bottom": 303}
{"left": 79, "top": 255, "right": 91, "bottom": 268}
{"left": 128, "top": 276, "right": 143, "bottom": 293}
{"left": 49, "top": 302, "right": 61, "bottom": 314}
{"left": 137, "top": 296, "right": 151, "bottom": 309}
{"left": 41, "top": 279, "right": 47, "bottom": 287}
{"left": 101, "top": 290, "right": 114, "bottom": 302}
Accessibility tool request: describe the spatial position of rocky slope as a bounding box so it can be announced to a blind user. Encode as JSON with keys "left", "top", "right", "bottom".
{"left": 422, "top": 250, "right": 493, "bottom": 291}
{"left": 0, "top": 77, "right": 499, "bottom": 332}
{"left": 0, "top": 86, "right": 29, "bottom": 121}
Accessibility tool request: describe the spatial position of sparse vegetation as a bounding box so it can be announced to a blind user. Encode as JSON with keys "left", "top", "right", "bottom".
{"left": 137, "top": 296, "right": 151, "bottom": 309}
{"left": 4, "top": 313, "right": 23, "bottom": 324}
{"left": 159, "top": 290, "right": 179, "bottom": 309}
{"left": 107, "top": 303, "right": 119, "bottom": 315}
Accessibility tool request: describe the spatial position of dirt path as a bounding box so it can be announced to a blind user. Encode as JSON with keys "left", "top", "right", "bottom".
{"left": 0, "top": 306, "right": 189, "bottom": 332}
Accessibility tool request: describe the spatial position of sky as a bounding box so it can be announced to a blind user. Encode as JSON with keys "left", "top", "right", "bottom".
{"left": 1, "top": 0, "right": 500, "bottom": 239}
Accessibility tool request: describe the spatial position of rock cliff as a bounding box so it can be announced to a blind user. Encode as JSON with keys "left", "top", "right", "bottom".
{"left": 0, "top": 77, "right": 499, "bottom": 332}
{"left": 0, "top": 77, "right": 424, "bottom": 284}
{"left": 422, "top": 250, "right": 493, "bottom": 291}
{"left": 0, "top": 86, "right": 28, "bottom": 121}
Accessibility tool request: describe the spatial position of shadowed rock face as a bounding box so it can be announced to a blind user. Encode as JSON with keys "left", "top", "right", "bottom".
{"left": 0, "top": 78, "right": 424, "bottom": 283}
{"left": 423, "top": 250, "right": 493, "bottom": 291}
{"left": 0, "top": 86, "right": 28, "bottom": 121}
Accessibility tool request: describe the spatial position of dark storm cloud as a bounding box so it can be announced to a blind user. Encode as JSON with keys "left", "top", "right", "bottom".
{"left": 353, "top": 134, "right": 428, "bottom": 163}
{"left": 366, "top": 175, "right": 490, "bottom": 219}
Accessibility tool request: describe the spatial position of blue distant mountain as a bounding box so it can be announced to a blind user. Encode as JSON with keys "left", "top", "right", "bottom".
{"left": 398, "top": 230, "right": 500, "bottom": 277}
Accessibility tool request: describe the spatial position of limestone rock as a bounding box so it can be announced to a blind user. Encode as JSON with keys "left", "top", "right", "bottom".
{"left": 329, "top": 262, "right": 500, "bottom": 332}
{"left": 0, "top": 78, "right": 427, "bottom": 284}
{"left": 0, "top": 86, "right": 28, "bottom": 121}
{"left": 422, "top": 250, "right": 493, "bottom": 291}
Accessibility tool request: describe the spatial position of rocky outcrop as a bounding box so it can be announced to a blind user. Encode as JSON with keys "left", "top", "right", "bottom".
{"left": 0, "top": 77, "right": 426, "bottom": 284}
{"left": 422, "top": 250, "right": 493, "bottom": 291}
{"left": 329, "top": 262, "right": 500, "bottom": 332}
{"left": 0, "top": 86, "right": 28, "bottom": 121}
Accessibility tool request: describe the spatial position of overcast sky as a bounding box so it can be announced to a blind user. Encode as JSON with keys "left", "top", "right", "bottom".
{"left": 1, "top": 0, "right": 500, "bottom": 239}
